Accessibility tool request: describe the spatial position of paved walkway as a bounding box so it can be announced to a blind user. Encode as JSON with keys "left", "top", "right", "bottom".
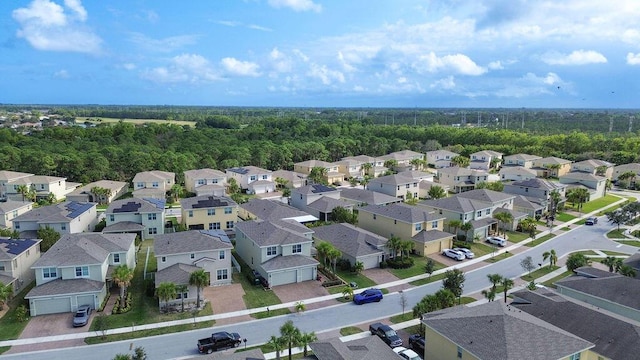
{"left": 0, "top": 193, "right": 634, "bottom": 351}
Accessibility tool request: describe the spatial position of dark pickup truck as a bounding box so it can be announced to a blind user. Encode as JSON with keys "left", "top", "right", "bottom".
{"left": 369, "top": 322, "right": 403, "bottom": 348}
{"left": 197, "top": 331, "right": 242, "bottom": 354}
{"left": 408, "top": 334, "right": 425, "bottom": 354}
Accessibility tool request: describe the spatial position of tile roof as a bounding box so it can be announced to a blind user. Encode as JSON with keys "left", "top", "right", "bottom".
{"left": 235, "top": 220, "right": 312, "bottom": 247}
{"left": 25, "top": 278, "right": 104, "bottom": 298}
{"left": 313, "top": 223, "right": 387, "bottom": 257}
{"left": 360, "top": 203, "right": 445, "bottom": 223}
{"left": 180, "top": 195, "right": 237, "bottom": 210}
{"left": 106, "top": 197, "right": 164, "bottom": 214}
{"left": 154, "top": 230, "right": 233, "bottom": 257}
{"left": 310, "top": 335, "right": 405, "bottom": 360}
{"left": 260, "top": 254, "right": 318, "bottom": 271}
{"left": 155, "top": 263, "right": 201, "bottom": 286}
{"left": 555, "top": 272, "right": 640, "bottom": 310}
{"left": 423, "top": 301, "right": 593, "bottom": 360}
{"left": 339, "top": 188, "right": 402, "bottom": 205}
{"left": 13, "top": 201, "right": 96, "bottom": 223}
{"left": 32, "top": 233, "right": 135, "bottom": 267}
{"left": 240, "top": 199, "right": 313, "bottom": 221}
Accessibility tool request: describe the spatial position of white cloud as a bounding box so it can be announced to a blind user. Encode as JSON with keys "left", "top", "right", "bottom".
{"left": 269, "top": 48, "right": 293, "bottom": 73}
{"left": 431, "top": 76, "right": 456, "bottom": 90}
{"left": 626, "top": 52, "right": 640, "bottom": 65}
{"left": 293, "top": 49, "right": 310, "bottom": 62}
{"left": 53, "top": 69, "right": 69, "bottom": 79}
{"left": 215, "top": 20, "right": 272, "bottom": 32}
{"left": 12, "top": 0, "right": 102, "bottom": 54}
{"left": 414, "top": 52, "right": 487, "bottom": 76}
{"left": 128, "top": 33, "right": 200, "bottom": 53}
{"left": 307, "top": 64, "right": 345, "bottom": 85}
{"left": 487, "top": 61, "right": 504, "bottom": 70}
{"left": 122, "top": 63, "right": 136, "bottom": 70}
{"left": 248, "top": 24, "right": 273, "bottom": 32}
{"left": 541, "top": 50, "right": 607, "bottom": 65}
{"left": 220, "top": 57, "right": 261, "bottom": 77}
{"left": 141, "top": 54, "right": 220, "bottom": 83}
{"left": 268, "top": 0, "right": 322, "bottom": 13}
{"left": 337, "top": 51, "right": 357, "bottom": 73}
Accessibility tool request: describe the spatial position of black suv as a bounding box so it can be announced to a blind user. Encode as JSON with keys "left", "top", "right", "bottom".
{"left": 408, "top": 334, "right": 425, "bottom": 354}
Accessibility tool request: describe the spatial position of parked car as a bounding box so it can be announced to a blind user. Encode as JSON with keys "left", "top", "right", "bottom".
{"left": 393, "top": 346, "right": 421, "bottom": 360}
{"left": 354, "top": 288, "right": 383, "bottom": 305}
{"left": 197, "top": 331, "right": 242, "bottom": 354}
{"left": 72, "top": 305, "right": 92, "bottom": 327}
{"left": 585, "top": 217, "right": 598, "bottom": 225}
{"left": 486, "top": 236, "right": 507, "bottom": 247}
{"left": 408, "top": 334, "right": 425, "bottom": 354}
{"left": 369, "top": 322, "right": 403, "bottom": 348}
{"left": 442, "top": 248, "right": 465, "bottom": 261}
{"left": 453, "top": 247, "right": 475, "bottom": 259}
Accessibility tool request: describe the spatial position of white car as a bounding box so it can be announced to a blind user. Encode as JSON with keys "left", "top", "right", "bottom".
{"left": 393, "top": 346, "right": 421, "bottom": 360}
{"left": 443, "top": 248, "right": 465, "bottom": 261}
{"left": 486, "top": 236, "right": 506, "bottom": 247}
{"left": 453, "top": 247, "right": 475, "bottom": 259}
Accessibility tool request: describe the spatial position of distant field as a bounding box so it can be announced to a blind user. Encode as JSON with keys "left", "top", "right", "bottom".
{"left": 76, "top": 117, "right": 197, "bottom": 127}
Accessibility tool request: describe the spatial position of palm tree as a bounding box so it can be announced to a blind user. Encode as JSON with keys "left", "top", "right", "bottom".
{"left": 227, "top": 178, "right": 240, "bottom": 194}
{"left": 566, "top": 188, "right": 590, "bottom": 213}
{"left": 268, "top": 335, "right": 285, "bottom": 360}
{"left": 601, "top": 256, "right": 619, "bottom": 272}
{"left": 386, "top": 236, "right": 402, "bottom": 258}
{"left": 176, "top": 284, "right": 188, "bottom": 312}
{"left": 519, "top": 217, "right": 537, "bottom": 238}
{"left": 410, "top": 158, "right": 424, "bottom": 171}
{"left": 315, "top": 241, "right": 332, "bottom": 269}
{"left": 342, "top": 285, "right": 354, "bottom": 299}
{"left": 447, "top": 220, "right": 462, "bottom": 240}
{"left": 16, "top": 184, "right": 29, "bottom": 202}
{"left": 500, "top": 277, "right": 514, "bottom": 303}
{"left": 451, "top": 155, "right": 470, "bottom": 168}
{"left": 309, "top": 166, "right": 328, "bottom": 185}
{"left": 399, "top": 240, "right": 414, "bottom": 259}
{"left": 604, "top": 178, "right": 612, "bottom": 196}
{"left": 298, "top": 331, "right": 318, "bottom": 357}
{"left": 280, "top": 320, "right": 301, "bottom": 360}
{"left": 353, "top": 261, "right": 364, "bottom": 274}
{"left": 0, "top": 281, "right": 13, "bottom": 311}
{"left": 549, "top": 190, "right": 562, "bottom": 218}
{"left": 155, "top": 282, "right": 177, "bottom": 312}
{"left": 112, "top": 265, "right": 134, "bottom": 309}
{"left": 460, "top": 222, "right": 473, "bottom": 242}
{"left": 327, "top": 247, "right": 342, "bottom": 273}
{"left": 428, "top": 185, "right": 447, "bottom": 199}
{"left": 481, "top": 289, "right": 496, "bottom": 302}
{"left": 618, "top": 265, "right": 637, "bottom": 277}
{"left": 168, "top": 184, "right": 184, "bottom": 202}
{"left": 383, "top": 159, "right": 398, "bottom": 171}
{"left": 274, "top": 177, "right": 289, "bottom": 189}
{"left": 361, "top": 162, "right": 373, "bottom": 176}
{"left": 542, "top": 249, "right": 558, "bottom": 268}
{"left": 487, "top": 273, "right": 503, "bottom": 293}
{"left": 545, "top": 163, "right": 561, "bottom": 178}
{"left": 189, "top": 268, "right": 209, "bottom": 308}
{"left": 493, "top": 211, "right": 513, "bottom": 236}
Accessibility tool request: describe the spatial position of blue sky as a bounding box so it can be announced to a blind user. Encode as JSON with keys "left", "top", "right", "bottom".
{"left": 1, "top": 0, "right": 640, "bottom": 108}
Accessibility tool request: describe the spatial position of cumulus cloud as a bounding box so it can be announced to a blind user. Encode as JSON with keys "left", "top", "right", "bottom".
{"left": 268, "top": 0, "right": 322, "bottom": 13}
{"left": 431, "top": 76, "right": 456, "bottom": 90}
{"left": 269, "top": 48, "right": 293, "bottom": 73}
{"left": 541, "top": 50, "right": 608, "bottom": 65}
{"left": 626, "top": 52, "right": 640, "bottom": 65}
{"left": 128, "top": 33, "right": 200, "bottom": 53}
{"left": 220, "top": 58, "right": 261, "bottom": 77}
{"left": 307, "top": 63, "right": 345, "bottom": 85}
{"left": 141, "top": 54, "right": 220, "bottom": 83}
{"left": 12, "top": 0, "right": 102, "bottom": 54}
{"left": 414, "top": 52, "right": 487, "bottom": 76}
{"left": 488, "top": 61, "right": 504, "bottom": 70}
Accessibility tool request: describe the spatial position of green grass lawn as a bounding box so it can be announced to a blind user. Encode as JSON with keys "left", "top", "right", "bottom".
{"left": 0, "top": 281, "right": 34, "bottom": 346}
{"left": 607, "top": 229, "right": 627, "bottom": 238}
{"left": 504, "top": 231, "right": 529, "bottom": 243}
{"left": 617, "top": 240, "right": 640, "bottom": 247}
{"left": 333, "top": 269, "right": 377, "bottom": 289}
{"left": 574, "top": 250, "right": 599, "bottom": 256}
{"left": 601, "top": 250, "right": 630, "bottom": 256}
{"left": 541, "top": 271, "right": 573, "bottom": 288}
{"left": 581, "top": 194, "right": 621, "bottom": 213}
{"left": 485, "top": 251, "right": 513, "bottom": 263}
{"left": 555, "top": 212, "right": 577, "bottom": 222}
{"left": 409, "top": 272, "right": 446, "bottom": 286}
{"left": 390, "top": 313, "right": 414, "bottom": 323}
{"left": 387, "top": 255, "right": 446, "bottom": 279}
{"left": 468, "top": 242, "right": 500, "bottom": 257}
{"left": 340, "top": 326, "right": 365, "bottom": 336}
{"left": 526, "top": 233, "right": 556, "bottom": 247}
{"left": 521, "top": 265, "right": 560, "bottom": 282}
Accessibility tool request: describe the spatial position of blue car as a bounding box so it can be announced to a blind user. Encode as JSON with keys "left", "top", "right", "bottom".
{"left": 353, "top": 288, "right": 383, "bottom": 305}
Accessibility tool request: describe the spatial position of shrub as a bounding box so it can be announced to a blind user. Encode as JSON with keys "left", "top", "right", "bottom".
{"left": 321, "top": 280, "right": 343, "bottom": 287}
{"left": 14, "top": 305, "right": 28, "bottom": 322}
{"left": 112, "top": 292, "right": 133, "bottom": 314}
{"left": 453, "top": 241, "right": 471, "bottom": 249}
{"left": 385, "top": 257, "right": 414, "bottom": 269}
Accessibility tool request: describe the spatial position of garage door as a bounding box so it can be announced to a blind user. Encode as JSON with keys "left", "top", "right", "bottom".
{"left": 297, "top": 267, "right": 314, "bottom": 282}
{"left": 76, "top": 294, "right": 95, "bottom": 309}
{"left": 359, "top": 255, "right": 380, "bottom": 270}
{"left": 33, "top": 297, "right": 71, "bottom": 316}
{"left": 270, "top": 270, "right": 297, "bottom": 287}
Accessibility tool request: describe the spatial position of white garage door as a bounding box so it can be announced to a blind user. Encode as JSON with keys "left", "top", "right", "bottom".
{"left": 76, "top": 294, "right": 95, "bottom": 309}
{"left": 297, "top": 267, "right": 314, "bottom": 282}
{"left": 270, "top": 270, "right": 297, "bottom": 287}
{"left": 359, "top": 255, "right": 380, "bottom": 270}
{"left": 33, "top": 297, "right": 72, "bottom": 316}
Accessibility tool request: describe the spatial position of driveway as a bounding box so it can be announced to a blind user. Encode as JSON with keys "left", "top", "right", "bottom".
{"left": 6, "top": 312, "right": 89, "bottom": 354}
{"left": 271, "top": 280, "right": 332, "bottom": 311}
{"left": 204, "top": 283, "right": 251, "bottom": 325}
{"left": 363, "top": 268, "right": 412, "bottom": 292}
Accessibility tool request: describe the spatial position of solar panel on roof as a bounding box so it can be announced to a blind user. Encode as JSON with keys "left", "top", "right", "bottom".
{"left": 311, "top": 184, "right": 336, "bottom": 193}
{"left": 113, "top": 201, "right": 141, "bottom": 213}
{"left": 0, "top": 238, "right": 37, "bottom": 255}
{"left": 143, "top": 198, "right": 166, "bottom": 210}
{"left": 228, "top": 167, "right": 249, "bottom": 174}
{"left": 192, "top": 197, "right": 228, "bottom": 209}
{"left": 66, "top": 202, "right": 93, "bottom": 219}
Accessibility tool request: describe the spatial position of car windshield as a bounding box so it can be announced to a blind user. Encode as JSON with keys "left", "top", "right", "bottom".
{"left": 75, "top": 312, "right": 85, "bottom": 318}
{"left": 385, "top": 329, "right": 397, "bottom": 337}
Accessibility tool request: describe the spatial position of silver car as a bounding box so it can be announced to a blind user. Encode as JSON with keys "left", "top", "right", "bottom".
{"left": 443, "top": 248, "right": 465, "bottom": 261}
{"left": 73, "top": 305, "right": 92, "bottom": 327}
{"left": 453, "top": 247, "right": 475, "bottom": 259}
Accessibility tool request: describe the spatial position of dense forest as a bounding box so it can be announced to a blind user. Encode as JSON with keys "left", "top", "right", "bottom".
{"left": 1, "top": 106, "right": 640, "bottom": 185}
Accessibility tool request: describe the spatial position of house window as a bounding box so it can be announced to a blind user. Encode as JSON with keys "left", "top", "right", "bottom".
{"left": 197, "top": 179, "right": 205, "bottom": 185}
{"left": 525, "top": 188, "right": 529, "bottom": 192}
{"left": 176, "top": 290, "right": 188, "bottom": 299}
{"left": 373, "top": 214, "right": 377, "bottom": 220}
{"left": 190, "top": 253, "right": 195, "bottom": 259}
{"left": 207, "top": 209, "right": 216, "bottom": 216}
{"left": 0, "top": 265, "right": 4, "bottom": 271}
{"left": 43, "top": 267, "right": 57, "bottom": 278}
{"left": 267, "top": 246, "right": 277, "bottom": 256}
{"left": 431, "top": 220, "right": 438, "bottom": 229}
{"left": 109, "top": 214, "right": 115, "bottom": 222}
{"left": 26, "top": 249, "right": 30, "bottom": 256}
{"left": 292, "top": 244, "right": 302, "bottom": 253}
{"left": 148, "top": 227, "right": 157, "bottom": 235}
{"left": 152, "top": 182, "right": 159, "bottom": 188}
{"left": 148, "top": 213, "right": 157, "bottom": 220}
{"left": 136, "top": 182, "right": 144, "bottom": 188}
{"left": 161, "top": 256, "right": 166, "bottom": 263}
{"left": 262, "top": 175, "right": 268, "bottom": 180}
{"left": 569, "top": 354, "right": 581, "bottom": 360}
{"left": 415, "top": 223, "right": 422, "bottom": 231}
{"left": 459, "top": 214, "right": 463, "bottom": 220}
{"left": 250, "top": 175, "right": 257, "bottom": 181}
{"left": 394, "top": 220, "right": 397, "bottom": 224}
{"left": 457, "top": 346, "right": 463, "bottom": 358}
{"left": 188, "top": 211, "right": 193, "bottom": 217}
{"left": 224, "top": 207, "right": 233, "bottom": 214}
{"left": 212, "top": 179, "right": 218, "bottom": 184}
{"left": 217, "top": 269, "right": 228, "bottom": 280}
{"left": 406, "top": 184, "right": 410, "bottom": 189}
{"left": 219, "top": 251, "right": 225, "bottom": 260}
{"left": 75, "top": 266, "right": 89, "bottom": 278}
{"left": 209, "top": 222, "right": 221, "bottom": 230}
{"left": 226, "top": 221, "right": 234, "bottom": 229}
{"left": 113, "top": 253, "right": 121, "bottom": 263}
{"left": 477, "top": 211, "right": 482, "bottom": 217}
{"left": 61, "top": 223, "right": 67, "bottom": 231}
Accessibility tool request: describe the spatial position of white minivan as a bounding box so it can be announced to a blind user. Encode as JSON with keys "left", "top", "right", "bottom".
{"left": 486, "top": 236, "right": 506, "bottom": 247}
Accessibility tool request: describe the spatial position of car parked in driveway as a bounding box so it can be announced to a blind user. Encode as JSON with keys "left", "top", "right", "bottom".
{"left": 393, "top": 346, "right": 421, "bottom": 360}
{"left": 486, "top": 236, "right": 506, "bottom": 247}
{"left": 408, "top": 334, "right": 425, "bottom": 354}
{"left": 442, "top": 248, "right": 465, "bottom": 261}
{"left": 353, "top": 288, "right": 383, "bottom": 305}
{"left": 585, "top": 217, "right": 598, "bottom": 225}
{"left": 453, "top": 247, "right": 475, "bottom": 259}
{"left": 72, "top": 305, "right": 92, "bottom": 327}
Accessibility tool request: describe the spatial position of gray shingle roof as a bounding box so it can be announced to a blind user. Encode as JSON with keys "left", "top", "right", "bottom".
{"left": 293, "top": 184, "right": 340, "bottom": 195}
{"left": 102, "top": 221, "right": 146, "bottom": 232}
{"left": 437, "top": 167, "right": 488, "bottom": 177}
{"left": 555, "top": 272, "right": 640, "bottom": 310}
{"left": 0, "top": 238, "right": 41, "bottom": 260}
{"left": 235, "top": 220, "right": 312, "bottom": 247}
{"left": 412, "top": 229, "right": 454, "bottom": 243}
{"left": 379, "top": 150, "right": 423, "bottom": 161}
{"left": 512, "top": 195, "right": 546, "bottom": 211}
{"left": 184, "top": 168, "right": 225, "bottom": 179}
{"left": 572, "top": 159, "right": 613, "bottom": 168}
{"left": 368, "top": 174, "right": 416, "bottom": 186}
{"left": 132, "top": 170, "right": 175, "bottom": 183}
{"left": 13, "top": 201, "right": 96, "bottom": 223}
{"left": 310, "top": 334, "right": 401, "bottom": 360}
{"left": 623, "top": 251, "right": 640, "bottom": 270}
{"left": 240, "top": 199, "right": 313, "bottom": 221}
{"left": 503, "top": 153, "right": 542, "bottom": 161}
{"left": 0, "top": 200, "right": 32, "bottom": 213}
{"left": 180, "top": 195, "right": 237, "bottom": 210}
{"left": 423, "top": 301, "right": 594, "bottom": 360}
{"left": 66, "top": 180, "right": 128, "bottom": 197}
{"left": 510, "top": 178, "right": 566, "bottom": 191}
{"left": 260, "top": 254, "right": 318, "bottom": 271}
{"left": 155, "top": 263, "right": 201, "bottom": 286}
{"left": 499, "top": 166, "right": 537, "bottom": 176}
{"left": 226, "top": 166, "right": 271, "bottom": 175}
{"left": 0, "top": 170, "right": 33, "bottom": 181}
{"left": 25, "top": 278, "right": 104, "bottom": 298}
{"left": 154, "top": 230, "right": 233, "bottom": 257}
{"left": 106, "top": 197, "right": 164, "bottom": 214}
{"left": 536, "top": 156, "right": 572, "bottom": 165}
{"left": 313, "top": 223, "right": 386, "bottom": 258}
{"left": 307, "top": 197, "right": 349, "bottom": 213}
{"left": 32, "top": 233, "right": 135, "bottom": 268}
{"left": 512, "top": 289, "right": 640, "bottom": 360}
{"left": 419, "top": 196, "right": 488, "bottom": 213}
{"left": 456, "top": 189, "right": 516, "bottom": 203}
{"left": 560, "top": 172, "right": 606, "bottom": 181}
{"left": 359, "top": 203, "right": 444, "bottom": 223}
{"left": 339, "top": 188, "right": 401, "bottom": 206}
{"left": 0, "top": 273, "right": 14, "bottom": 285}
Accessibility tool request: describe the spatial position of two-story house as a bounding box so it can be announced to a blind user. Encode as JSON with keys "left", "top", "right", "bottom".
{"left": 65, "top": 180, "right": 128, "bottom": 204}
{"left": 234, "top": 219, "right": 318, "bottom": 287}
{"left": 503, "top": 178, "right": 567, "bottom": 213}
{"left": 532, "top": 156, "right": 573, "bottom": 178}
{"left": 341, "top": 155, "right": 387, "bottom": 177}
{"left": 293, "top": 160, "right": 343, "bottom": 185}
{"left": 469, "top": 150, "right": 503, "bottom": 170}
{"left": 499, "top": 166, "right": 537, "bottom": 182}
{"left": 225, "top": 166, "right": 275, "bottom": 194}
{"left": 357, "top": 203, "right": 451, "bottom": 256}
{"left": 290, "top": 184, "right": 350, "bottom": 221}
{"left": 333, "top": 159, "right": 363, "bottom": 180}
{"left": 570, "top": 159, "right": 614, "bottom": 179}
{"left": 25, "top": 233, "right": 136, "bottom": 316}
{"left": 0, "top": 237, "right": 41, "bottom": 295}
{"left": 13, "top": 201, "right": 98, "bottom": 237}
{"left": 154, "top": 230, "right": 233, "bottom": 308}
{"left": 7, "top": 175, "right": 79, "bottom": 202}
{"left": 379, "top": 150, "right": 425, "bottom": 172}
{"left": 180, "top": 195, "right": 238, "bottom": 232}
{"left": 426, "top": 150, "right": 459, "bottom": 169}
{"left": 183, "top": 168, "right": 227, "bottom": 197}
{"left": 366, "top": 174, "right": 420, "bottom": 200}
{"left": 612, "top": 163, "right": 640, "bottom": 183}
{"left": 0, "top": 170, "right": 33, "bottom": 200}
{"left": 502, "top": 153, "right": 542, "bottom": 168}
{"left": 238, "top": 198, "right": 318, "bottom": 223}
{"left": 0, "top": 200, "right": 33, "bottom": 229}
{"left": 131, "top": 170, "right": 175, "bottom": 200}
{"left": 103, "top": 198, "right": 165, "bottom": 239}
{"left": 312, "top": 223, "right": 390, "bottom": 270}
{"left": 559, "top": 172, "right": 607, "bottom": 200}
{"left": 339, "top": 188, "right": 403, "bottom": 207}
{"left": 272, "top": 170, "right": 308, "bottom": 189}
{"left": 436, "top": 167, "right": 489, "bottom": 193}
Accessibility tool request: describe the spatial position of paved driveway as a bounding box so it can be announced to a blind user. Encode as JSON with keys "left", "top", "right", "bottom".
{"left": 271, "top": 280, "right": 332, "bottom": 311}
{"left": 6, "top": 312, "right": 89, "bottom": 353}
{"left": 204, "top": 283, "right": 251, "bottom": 325}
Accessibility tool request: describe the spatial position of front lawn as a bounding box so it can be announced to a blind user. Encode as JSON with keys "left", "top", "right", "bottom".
{"left": 340, "top": 326, "right": 365, "bottom": 336}
{"left": 503, "top": 231, "right": 529, "bottom": 243}
{"left": 468, "top": 242, "right": 500, "bottom": 257}
{"left": 409, "top": 272, "right": 446, "bottom": 286}
{"left": 541, "top": 271, "right": 574, "bottom": 288}
{"left": 229, "top": 254, "right": 283, "bottom": 310}
{"left": 581, "top": 194, "right": 621, "bottom": 213}
{"left": 521, "top": 265, "right": 560, "bottom": 282}
{"left": 601, "top": 250, "right": 631, "bottom": 256}
{"left": 387, "top": 255, "right": 446, "bottom": 279}
{"left": 555, "top": 212, "right": 576, "bottom": 222}
{"left": 0, "top": 281, "right": 34, "bottom": 346}
{"left": 485, "top": 251, "right": 513, "bottom": 263}
{"left": 526, "top": 233, "right": 556, "bottom": 247}
{"left": 333, "top": 269, "right": 377, "bottom": 289}
{"left": 617, "top": 240, "right": 640, "bottom": 247}
{"left": 607, "top": 229, "right": 627, "bottom": 238}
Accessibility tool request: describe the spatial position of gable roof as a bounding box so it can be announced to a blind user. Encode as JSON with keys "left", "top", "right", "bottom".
{"left": 307, "top": 197, "right": 350, "bottom": 213}
{"left": 560, "top": 172, "right": 606, "bottom": 181}
{"left": 471, "top": 150, "right": 503, "bottom": 157}
{"left": 572, "top": 159, "right": 613, "bottom": 168}
{"left": 426, "top": 149, "right": 459, "bottom": 158}
{"left": 503, "top": 153, "right": 542, "bottom": 161}
{"left": 240, "top": 199, "right": 317, "bottom": 222}
{"left": 419, "top": 196, "right": 489, "bottom": 213}
{"left": 184, "top": 168, "right": 225, "bottom": 179}
{"left": 360, "top": 203, "right": 444, "bottom": 223}
{"left": 499, "top": 166, "right": 537, "bottom": 176}
{"left": 536, "top": 156, "right": 572, "bottom": 165}
{"left": 342, "top": 155, "right": 379, "bottom": 164}
{"left": 0, "top": 238, "right": 41, "bottom": 261}
{"left": 25, "top": 278, "right": 104, "bottom": 298}
{"left": 512, "top": 289, "right": 640, "bottom": 360}
{"left": 310, "top": 335, "right": 399, "bottom": 360}
{"left": 423, "top": 301, "right": 593, "bottom": 360}
{"left": 226, "top": 166, "right": 271, "bottom": 175}
{"left": 132, "top": 170, "right": 175, "bottom": 183}
{"left": 155, "top": 263, "right": 201, "bottom": 286}
{"left": 313, "top": 223, "right": 387, "bottom": 257}
{"left": 260, "top": 254, "right": 318, "bottom": 271}
{"left": 235, "top": 220, "right": 313, "bottom": 247}
{"left": 154, "top": 230, "right": 233, "bottom": 257}
{"left": 412, "top": 229, "right": 454, "bottom": 243}
{"left": 437, "top": 167, "right": 488, "bottom": 177}
{"left": 106, "top": 197, "right": 164, "bottom": 214}
{"left": 32, "top": 233, "right": 135, "bottom": 268}
{"left": 0, "top": 170, "right": 33, "bottom": 182}
{"left": 456, "top": 189, "right": 516, "bottom": 204}
{"left": 271, "top": 170, "right": 308, "bottom": 183}
{"left": 293, "top": 184, "right": 339, "bottom": 195}
{"left": 0, "top": 199, "right": 32, "bottom": 213}
{"left": 66, "top": 180, "right": 128, "bottom": 197}
{"left": 368, "top": 174, "right": 416, "bottom": 186}
{"left": 379, "top": 150, "right": 423, "bottom": 161}
{"left": 339, "top": 188, "right": 401, "bottom": 206}
{"left": 555, "top": 271, "right": 640, "bottom": 310}
{"left": 512, "top": 195, "right": 546, "bottom": 211}
{"left": 294, "top": 159, "right": 335, "bottom": 168}
{"left": 180, "top": 195, "right": 237, "bottom": 210}
{"left": 508, "top": 178, "right": 566, "bottom": 191}
{"left": 13, "top": 201, "right": 95, "bottom": 223}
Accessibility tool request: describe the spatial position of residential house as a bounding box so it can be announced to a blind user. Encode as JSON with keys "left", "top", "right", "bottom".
{"left": 103, "top": 198, "right": 165, "bottom": 240}
{"left": 290, "top": 184, "right": 350, "bottom": 221}
{"left": 0, "top": 200, "right": 33, "bottom": 229}
{"left": 234, "top": 219, "right": 318, "bottom": 287}
{"left": 419, "top": 181, "right": 450, "bottom": 199}
{"left": 555, "top": 267, "right": 640, "bottom": 322}
{"left": 503, "top": 178, "right": 567, "bottom": 213}
{"left": 180, "top": 195, "right": 238, "bottom": 232}
{"left": 310, "top": 335, "right": 399, "bottom": 360}
{"left": 154, "top": 230, "right": 233, "bottom": 308}
{"left": 225, "top": 166, "right": 275, "bottom": 194}
{"left": 612, "top": 163, "right": 640, "bottom": 182}
{"left": 512, "top": 195, "right": 547, "bottom": 218}
{"left": 499, "top": 166, "right": 537, "bottom": 181}
{"left": 184, "top": 168, "right": 227, "bottom": 196}
{"left": 6, "top": 175, "right": 79, "bottom": 202}
{"left": 396, "top": 170, "right": 434, "bottom": 183}
{"left": 342, "top": 155, "right": 387, "bottom": 177}
{"left": 312, "top": 223, "right": 390, "bottom": 269}
{"left": 25, "top": 233, "right": 136, "bottom": 316}
{"left": 334, "top": 159, "right": 363, "bottom": 180}
{"left": 378, "top": 150, "right": 424, "bottom": 171}
{"left": 293, "top": 160, "right": 343, "bottom": 185}
{"left": 532, "top": 156, "right": 573, "bottom": 178}
{"left": 238, "top": 198, "right": 318, "bottom": 223}
{"left": 65, "top": 180, "right": 128, "bottom": 204}
{"left": 502, "top": 153, "right": 542, "bottom": 168}
{"left": 13, "top": 201, "right": 98, "bottom": 237}
{"left": 0, "top": 237, "right": 41, "bottom": 295}
{"left": 132, "top": 170, "right": 175, "bottom": 200}
{"left": 426, "top": 150, "right": 459, "bottom": 169}
{"left": 0, "top": 170, "right": 33, "bottom": 200}
{"left": 512, "top": 289, "right": 640, "bottom": 360}
{"left": 571, "top": 159, "right": 614, "bottom": 179}
{"left": 436, "top": 167, "right": 489, "bottom": 193}
{"left": 559, "top": 172, "right": 607, "bottom": 200}
{"left": 469, "top": 150, "right": 503, "bottom": 170}
{"left": 339, "top": 188, "right": 402, "bottom": 207}
{"left": 357, "top": 203, "right": 451, "bottom": 256}
{"left": 271, "top": 170, "right": 308, "bottom": 189}
{"left": 422, "top": 301, "right": 594, "bottom": 360}
{"left": 366, "top": 174, "right": 420, "bottom": 200}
